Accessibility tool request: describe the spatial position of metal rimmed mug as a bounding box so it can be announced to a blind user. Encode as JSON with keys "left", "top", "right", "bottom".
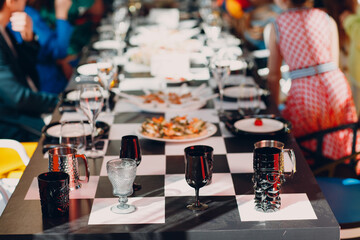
{"left": 48, "top": 146, "right": 90, "bottom": 190}
{"left": 253, "top": 140, "right": 296, "bottom": 212}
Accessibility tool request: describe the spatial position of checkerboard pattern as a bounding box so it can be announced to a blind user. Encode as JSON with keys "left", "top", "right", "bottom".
{"left": 25, "top": 85, "right": 317, "bottom": 226}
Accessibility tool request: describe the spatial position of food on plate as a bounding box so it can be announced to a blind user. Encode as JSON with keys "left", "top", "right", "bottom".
{"left": 141, "top": 91, "right": 193, "bottom": 105}
{"left": 141, "top": 115, "right": 207, "bottom": 139}
{"left": 254, "top": 118, "right": 263, "bottom": 126}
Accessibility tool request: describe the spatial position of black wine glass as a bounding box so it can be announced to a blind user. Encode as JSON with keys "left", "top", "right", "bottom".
{"left": 184, "top": 145, "right": 211, "bottom": 211}
{"left": 120, "top": 135, "right": 142, "bottom": 191}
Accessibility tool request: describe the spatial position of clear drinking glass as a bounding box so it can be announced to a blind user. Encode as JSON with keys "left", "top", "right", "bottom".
{"left": 202, "top": 11, "right": 222, "bottom": 43}
{"left": 107, "top": 158, "right": 137, "bottom": 214}
{"left": 97, "top": 59, "right": 116, "bottom": 114}
{"left": 79, "top": 84, "right": 104, "bottom": 158}
{"left": 210, "top": 58, "right": 231, "bottom": 116}
{"left": 59, "top": 120, "right": 87, "bottom": 154}
{"left": 237, "top": 82, "right": 261, "bottom": 117}
{"left": 184, "top": 146, "right": 210, "bottom": 211}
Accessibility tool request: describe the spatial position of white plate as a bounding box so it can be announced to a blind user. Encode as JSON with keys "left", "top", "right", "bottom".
{"left": 223, "top": 86, "right": 268, "bottom": 99}
{"left": 234, "top": 118, "right": 284, "bottom": 133}
{"left": 66, "top": 89, "right": 109, "bottom": 101}
{"left": 130, "top": 99, "right": 208, "bottom": 113}
{"left": 136, "top": 123, "right": 217, "bottom": 142}
{"left": 93, "top": 40, "right": 126, "bottom": 50}
{"left": 77, "top": 63, "right": 98, "bottom": 76}
{"left": 46, "top": 123, "right": 93, "bottom": 137}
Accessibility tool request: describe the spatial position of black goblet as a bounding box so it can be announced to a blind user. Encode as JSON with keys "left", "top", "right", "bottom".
{"left": 184, "top": 145, "right": 211, "bottom": 211}
{"left": 120, "top": 135, "right": 142, "bottom": 191}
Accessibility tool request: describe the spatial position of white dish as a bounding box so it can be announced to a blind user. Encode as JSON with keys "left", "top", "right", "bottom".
{"left": 66, "top": 89, "right": 109, "bottom": 101}
{"left": 46, "top": 123, "right": 93, "bottom": 138}
{"left": 93, "top": 40, "right": 126, "bottom": 50}
{"left": 234, "top": 118, "right": 284, "bottom": 133}
{"left": 136, "top": 122, "right": 217, "bottom": 142}
{"left": 223, "top": 86, "right": 268, "bottom": 99}
{"left": 125, "top": 98, "right": 207, "bottom": 113}
{"left": 77, "top": 63, "right": 98, "bottom": 76}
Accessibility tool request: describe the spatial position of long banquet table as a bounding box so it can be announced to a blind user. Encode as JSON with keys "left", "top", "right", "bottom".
{"left": 0, "top": 21, "right": 340, "bottom": 240}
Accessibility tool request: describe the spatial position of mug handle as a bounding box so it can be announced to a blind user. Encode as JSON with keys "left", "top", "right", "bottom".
{"left": 284, "top": 149, "right": 296, "bottom": 177}
{"left": 75, "top": 154, "right": 90, "bottom": 183}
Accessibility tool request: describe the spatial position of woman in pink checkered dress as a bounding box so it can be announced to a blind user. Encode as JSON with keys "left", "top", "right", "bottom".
{"left": 267, "top": 0, "right": 358, "bottom": 164}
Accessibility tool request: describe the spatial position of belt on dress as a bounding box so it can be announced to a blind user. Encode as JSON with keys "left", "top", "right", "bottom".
{"left": 289, "top": 62, "right": 338, "bottom": 80}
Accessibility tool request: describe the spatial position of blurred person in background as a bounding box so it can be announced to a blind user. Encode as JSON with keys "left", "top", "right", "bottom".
{"left": 0, "top": 0, "right": 59, "bottom": 141}
{"left": 267, "top": 0, "right": 359, "bottom": 168}
{"left": 220, "top": 0, "right": 281, "bottom": 50}
{"left": 35, "top": 0, "right": 105, "bottom": 81}
{"left": 9, "top": 0, "right": 73, "bottom": 94}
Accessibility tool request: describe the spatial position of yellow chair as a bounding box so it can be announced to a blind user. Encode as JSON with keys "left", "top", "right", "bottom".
{"left": 0, "top": 140, "right": 37, "bottom": 179}
{"left": 0, "top": 139, "right": 37, "bottom": 215}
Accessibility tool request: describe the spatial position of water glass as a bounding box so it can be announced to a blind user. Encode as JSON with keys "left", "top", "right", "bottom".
{"left": 107, "top": 158, "right": 137, "bottom": 214}
{"left": 253, "top": 140, "right": 296, "bottom": 212}
{"left": 59, "top": 120, "right": 87, "bottom": 154}
{"left": 38, "top": 172, "right": 70, "bottom": 218}
{"left": 97, "top": 59, "right": 117, "bottom": 114}
{"left": 237, "top": 82, "right": 261, "bottom": 117}
{"left": 80, "top": 84, "right": 104, "bottom": 158}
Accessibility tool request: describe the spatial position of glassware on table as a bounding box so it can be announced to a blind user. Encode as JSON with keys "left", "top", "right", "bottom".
{"left": 48, "top": 146, "right": 90, "bottom": 190}
{"left": 237, "top": 82, "right": 261, "bottom": 117}
{"left": 97, "top": 59, "right": 116, "bottom": 114}
{"left": 253, "top": 140, "right": 296, "bottom": 212}
{"left": 202, "top": 11, "right": 222, "bottom": 43}
{"left": 210, "top": 58, "right": 231, "bottom": 117}
{"left": 113, "top": 17, "right": 130, "bottom": 43}
{"left": 184, "top": 145, "right": 211, "bottom": 211}
{"left": 38, "top": 172, "right": 70, "bottom": 218}
{"left": 59, "top": 120, "right": 87, "bottom": 154}
{"left": 79, "top": 84, "right": 104, "bottom": 158}
{"left": 120, "top": 135, "right": 142, "bottom": 191}
{"left": 107, "top": 158, "right": 137, "bottom": 214}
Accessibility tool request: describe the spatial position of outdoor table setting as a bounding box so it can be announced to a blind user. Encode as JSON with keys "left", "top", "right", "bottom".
{"left": 0, "top": 5, "right": 340, "bottom": 240}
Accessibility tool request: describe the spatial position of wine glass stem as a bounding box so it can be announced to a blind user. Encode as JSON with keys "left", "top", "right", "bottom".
{"left": 195, "top": 188, "right": 200, "bottom": 207}
{"left": 118, "top": 196, "right": 128, "bottom": 208}
{"left": 91, "top": 119, "right": 96, "bottom": 151}
{"left": 106, "top": 90, "right": 111, "bottom": 113}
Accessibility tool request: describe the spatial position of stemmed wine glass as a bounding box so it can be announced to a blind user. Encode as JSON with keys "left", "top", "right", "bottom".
{"left": 210, "top": 57, "right": 230, "bottom": 117}
{"left": 237, "top": 82, "right": 261, "bottom": 117}
{"left": 107, "top": 158, "right": 137, "bottom": 214}
{"left": 120, "top": 135, "right": 142, "bottom": 191}
{"left": 184, "top": 146, "right": 211, "bottom": 211}
{"left": 97, "top": 58, "right": 117, "bottom": 114}
{"left": 79, "top": 84, "right": 104, "bottom": 158}
{"left": 59, "top": 120, "right": 87, "bottom": 154}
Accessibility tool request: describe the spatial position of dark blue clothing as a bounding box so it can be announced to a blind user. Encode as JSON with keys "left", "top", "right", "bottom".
{"left": 10, "top": 6, "right": 74, "bottom": 94}
{"left": 0, "top": 27, "right": 59, "bottom": 141}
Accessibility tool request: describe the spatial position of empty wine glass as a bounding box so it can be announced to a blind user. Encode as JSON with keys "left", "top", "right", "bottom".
{"left": 114, "top": 17, "right": 130, "bottom": 42}
{"left": 107, "top": 158, "right": 137, "bottom": 214}
{"left": 210, "top": 57, "right": 230, "bottom": 117}
{"left": 59, "top": 120, "right": 87, "bottom": 154}
{"left": 184, "top": 146, "right": 211, "bottom": 211}
{"left": 120, "top": 135, "right": 142, "bottom": 191}
{"left": 97, "top": 58, "right": 117, "bottom": 114}
{"left": 80, "top": 84, "right": 104, "bottom": 158}
{"left": 202, "top": 11, "right": 222, "bottom": 43}
{"left": 237, "top": 82, "right": 261, "bottom": 117}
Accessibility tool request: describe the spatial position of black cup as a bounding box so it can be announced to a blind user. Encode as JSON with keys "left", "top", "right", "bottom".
{"left": 184, "top": 145, "right": 214, "bottom": 185}
{"left": 38, "top": 172, "right": 70, "bottom": 218}
{"left": 120, "top": 135, "right": 142, "bottom": 191}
